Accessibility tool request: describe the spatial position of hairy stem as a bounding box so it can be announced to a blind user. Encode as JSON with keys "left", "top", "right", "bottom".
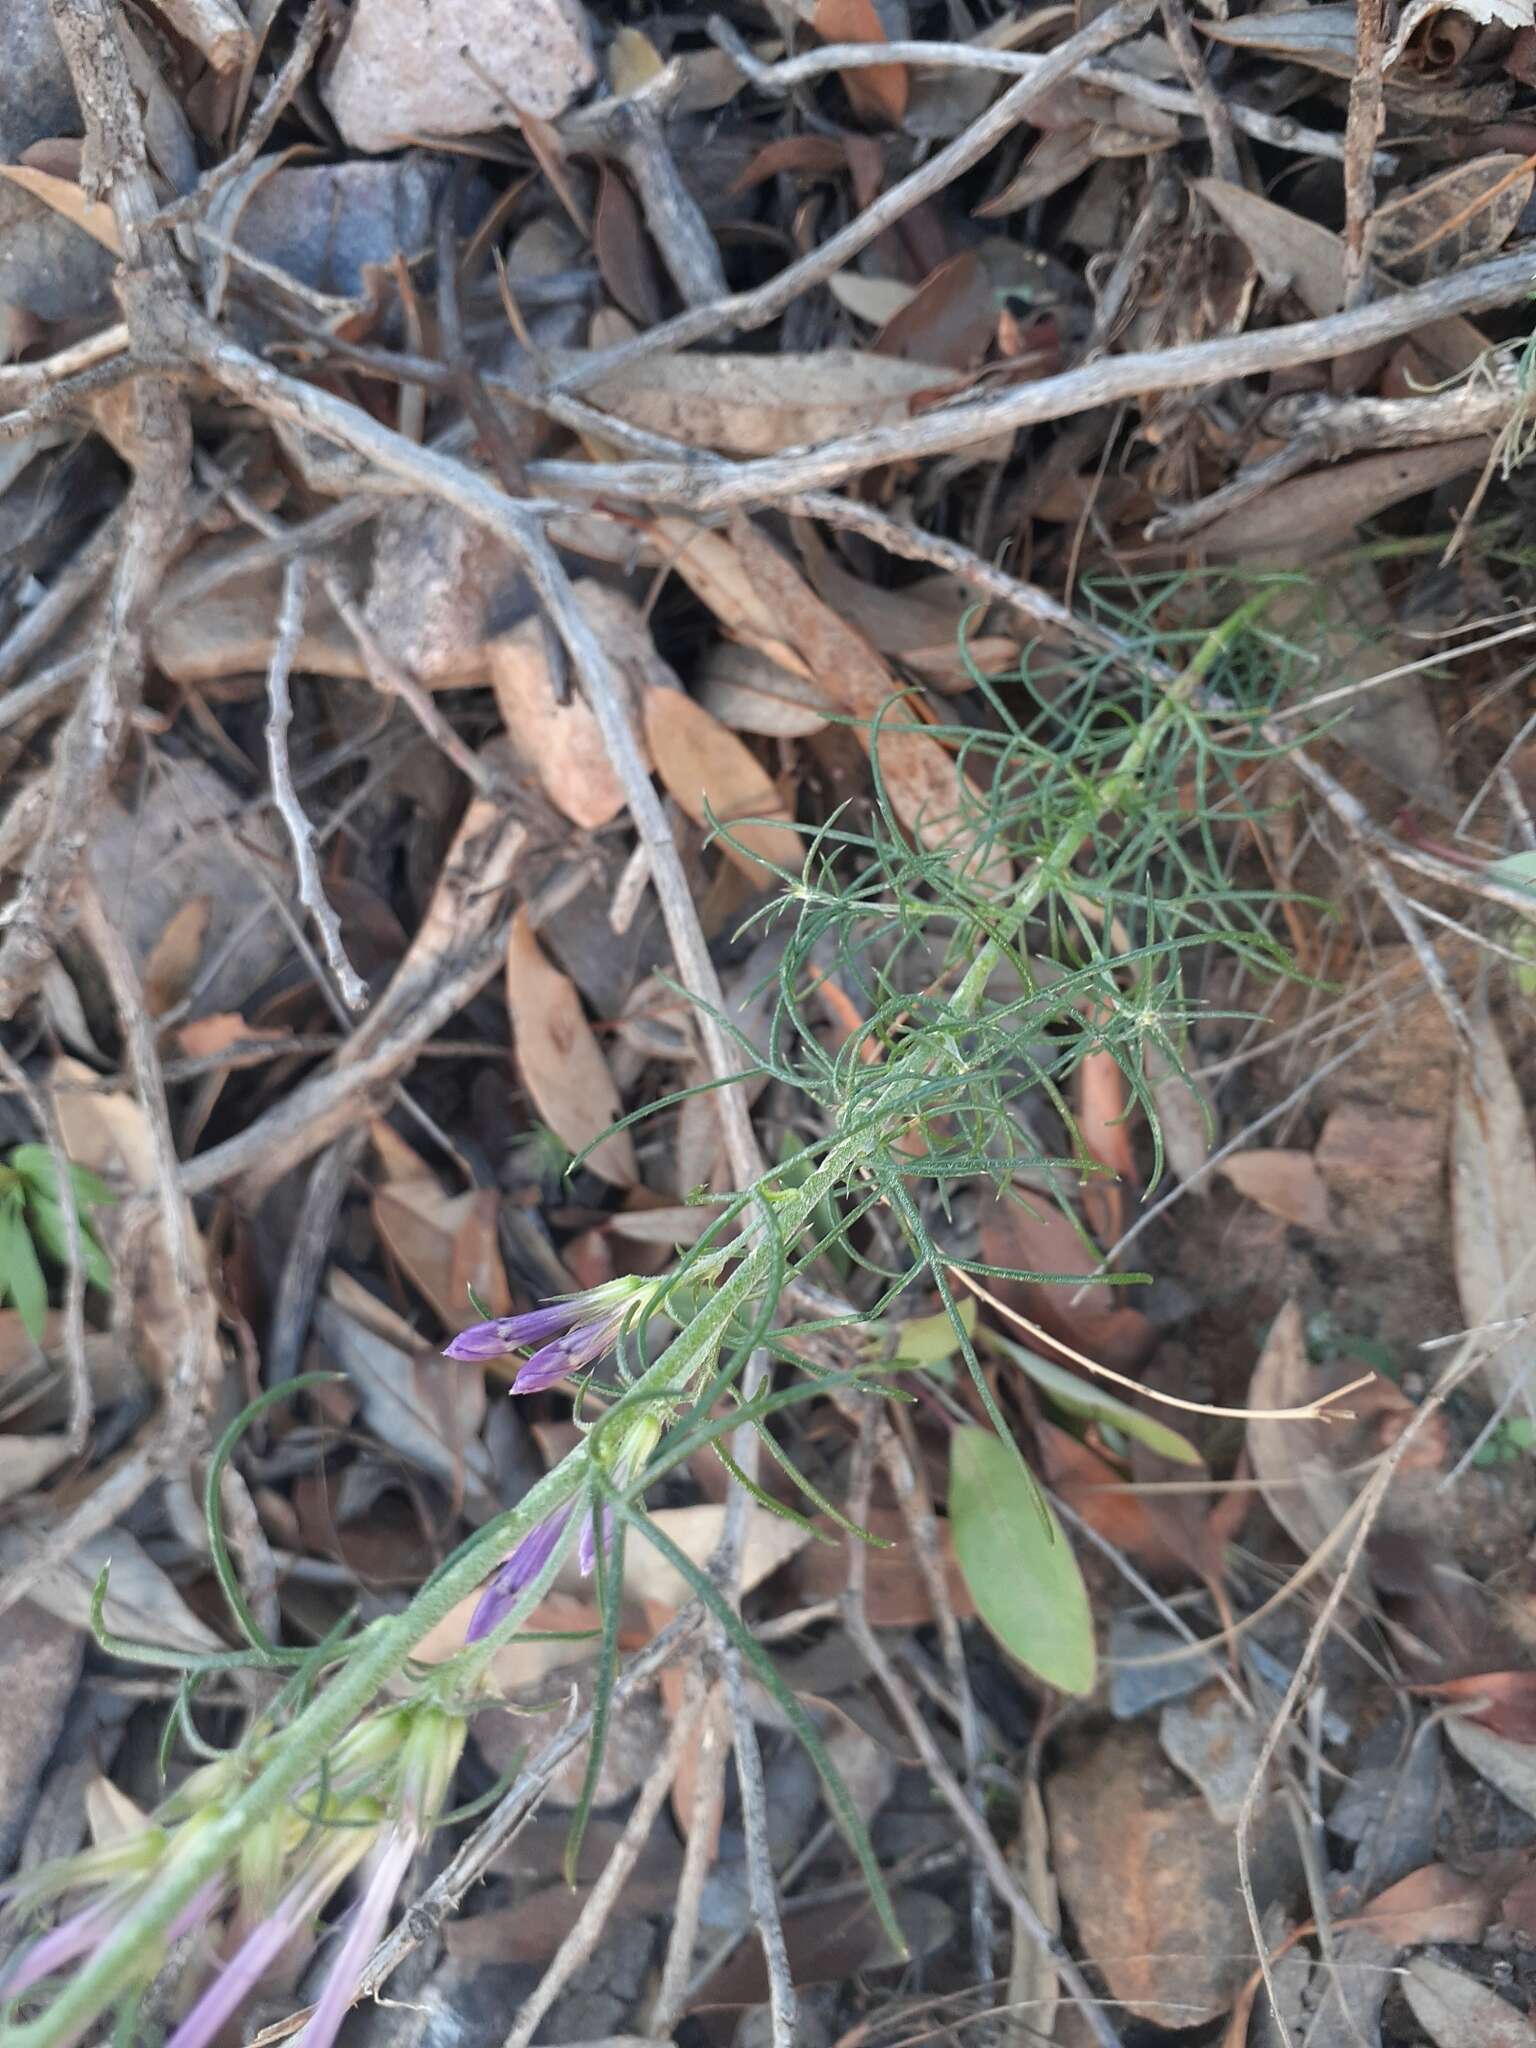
{"left": 3, "top": 1156, "right": 846, "bottom": 2048}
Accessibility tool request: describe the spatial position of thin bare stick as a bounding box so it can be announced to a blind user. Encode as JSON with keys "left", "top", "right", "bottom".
{"left": 550, "top": 0, "right": 1160, "bottom": 396}
{"left": 842, "top": 1403, "right": 1122, "bottom": 2048}
{"left": 0, "top": 1046, "right": 91, "bottom": 1456}
{"left": 0, "top": 507, "right": 120, "bottom": 695}
{"left": 0, "top": 0, "right": 194, "bottom": 1015}
{"left": 0, "top": 322, "right": 129, "bottom": 409}
{"left": 150, "top": 0, "right": 327, "bottom": 229}
{"left": 529, "top": 247, "right": 1536, "bottom": 508}
{"left": 559, "top": 64, "right": 727, "bottom": 309}
{"left": 1342, "top": 0, "right": 1388, "bottom": 309}
{"left": 263, "top": 558, "right": 369, "bottom": 1011}
{"left": 340, "top": 1614, "right": 704, "bottom": 2017}
{"left": 501, "top": 1683, "right": 706, "bottom": 2048}
{"left": 951, "top": 1268, "right": 1372, "bottom": 1420}
{"left": 1159, "top": 0, "right": 1240, "bottom": 184}
{"left": 713, "top": 25, "right": 1396, "bottom": 165}
{"left": 723, "top": 1646, "right": 798, "bottom": 2048}
{"left": 649, "top": 1681, "right": 730, "bottom": 2035}
{"left": 1234, "top": 1328, "right": 1490, "bottom": 2042}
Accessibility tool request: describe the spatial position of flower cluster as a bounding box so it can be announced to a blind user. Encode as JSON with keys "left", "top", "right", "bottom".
{"left": 442, "top": 1275, "right": 656, "bottom": 1392}
{"left": 2, "top": 1705, "right": 466, "bottom": 2048}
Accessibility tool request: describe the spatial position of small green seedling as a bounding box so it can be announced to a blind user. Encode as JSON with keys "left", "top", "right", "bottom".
{"left": 1472, "top": 1415, "right": 1536, "bottom": 1468}
{"left": 0, "top": 1143, "right": 115, "bottom": 1341}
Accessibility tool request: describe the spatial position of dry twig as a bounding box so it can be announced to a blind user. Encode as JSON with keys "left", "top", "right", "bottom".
{"left": 262, "top": 558, "right": 369, "bottom": 1011}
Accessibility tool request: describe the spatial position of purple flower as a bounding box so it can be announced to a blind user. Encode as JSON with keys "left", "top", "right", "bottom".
{"left": 166, "top": 1808, "right": 381, "bottom": 2048}
{"left": 464, "top": 1500, "right": 577, "bottom": 1642}
{"left": 465, "top": 1415, "right": 662, "bottom": 1645}
{"left": 444, "top": 1278, "right": 652, "bottom": 1388}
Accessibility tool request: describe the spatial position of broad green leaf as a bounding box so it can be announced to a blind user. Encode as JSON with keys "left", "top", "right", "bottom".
{"left": 25, "top": 1191, "right": 113, "bottom": 1292}
{"left": 0, "top": 1194, "right": 48, "bottom": 1342}
{"left": 9, "top": 1145, "right": 115, "bottom": 1208}
{"left": 887, "top": 1296, "right": 977, "bottom": 1365}
{"left": 991, "top": 1332, "right": 1202, "bottom": 1466}
{"left": 1487, "top": 850, "right": 1536, "bottom": 897}
{"left": 949, "top": 1426, "right": 1095, "bottom": 1695}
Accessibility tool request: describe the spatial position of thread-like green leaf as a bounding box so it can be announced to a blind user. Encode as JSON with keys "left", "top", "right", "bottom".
{"left": 989, "top": 1333, "right": 1203, "bottom": 1466}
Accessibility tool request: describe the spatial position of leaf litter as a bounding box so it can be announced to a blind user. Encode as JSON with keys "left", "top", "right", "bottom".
{"left": 5, "top": 0, "right": 1536, "bottom": 2044}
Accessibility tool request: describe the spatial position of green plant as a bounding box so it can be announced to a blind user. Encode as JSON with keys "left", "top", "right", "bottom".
{"left": 1, "top": 580, "right": 1312, "bottom": 2048}
{"left": 0, "top": 1145, "right": 114, "bottom": 1342}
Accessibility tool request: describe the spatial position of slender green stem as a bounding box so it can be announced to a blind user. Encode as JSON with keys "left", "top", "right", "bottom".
{"left": 951, "top": 588, "right": 1280, "bottom": 1020}
{"left": 2, "top": 1155, "right": 849, "bottom": 2048}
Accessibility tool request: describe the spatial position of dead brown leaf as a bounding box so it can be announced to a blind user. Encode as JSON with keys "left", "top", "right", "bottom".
{"left": 373, "top": 1177, "right": 511, "bottom": 1332}
{"left": 1370, "top": 153, "right": 1536, "bottom": 283}
{"left": 584, "top": 349, "right": 961, "bottom": 457}
{"left": 1217, "top": 1149, "right": 1332, "bottom": 1232}
{"left": 875, "top": 251, "right": 996, "bottom": 369}
{"left": 591, "top": 161, "right": 661, "bottom": 326}
{"left": 1195, "top": 441, "right": 1493, "bottom": 557}
{"left": 1404, "top": 1954, "right": 1536, "bottom": 2048}
{"left": 720, "top": 520, "right": 1013, "bottom": 889}
{"left": 696, "top": 644, "right": 834, "bottom": 737}
{"left": 490, "top": 616, "right": 629, "bottom": 830}
{"left": 791, "top": 1504, "right": 975, "bottom": 1623}
{"left": 0, "top": 164, "right": 123, "bottom": 253}
{"left": 1414, "top": 1671, "right": 1536, "bottom": 1743}
{"left": 505, "top": 907, "right": 638, "bottom": 1187}
{"left": 141, "top": 896, "right": 211, "bottom": 1020}
{"left": 1195, "top": 177, "right": 1489, "bottom": 374}
{"left": 1452, "top": 1007, "right": 1536, "bottom": 1413}
{"left": 977, "top": 1195, "right": 1154, "bottom": 1371}
{"left": 813, "top": 0, "right": 909, "bottom": 124}
{"left": 1244, "top": 1301, "right": 1356, "bottom": 1556}
{"left": 642, "top": 689, "right": 801, "bottom": 880}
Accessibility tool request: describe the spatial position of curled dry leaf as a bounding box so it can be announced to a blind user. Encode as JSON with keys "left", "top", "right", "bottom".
{"left": 642, "top": 688, "right": 801, "bottom": 880}
{"left": 1451, "top": 1007, "right": 1536, "bottom": 1413}
{"left": 490, "top": 615, "right": 628, "bottom": 830}
{"left": 1369, "top": 154, "right": 1536, "bottom": 284}
{"left": 506, "top": 906, "right": 638, "bottom": 1187}
{"left": 1386, "top": 0, "right": 1536, "bottom": 72}
{"left": 583, "top": 349, "right": 962, "bottom": 456}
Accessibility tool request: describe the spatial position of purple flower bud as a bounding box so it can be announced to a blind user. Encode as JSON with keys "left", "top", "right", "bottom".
{"left": 577, "top": 1505, "right": 616, "bottom": 1580}
{"left": 465, "top": 1502, "right": 576, "bottom": 1643}
{"left": 446, "top": 1278, "right": 653, "bottom": 1380}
